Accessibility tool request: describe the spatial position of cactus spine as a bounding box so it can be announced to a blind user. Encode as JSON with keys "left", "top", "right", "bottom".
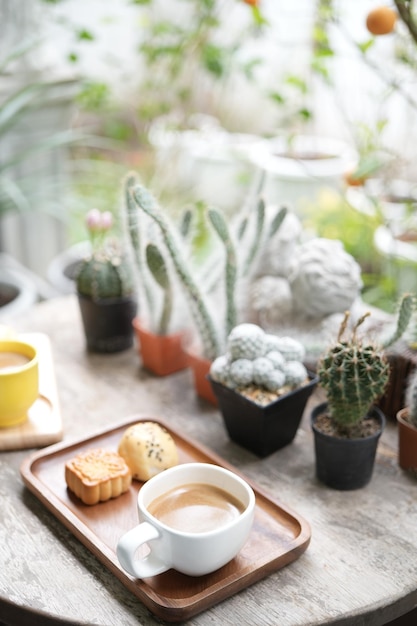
{"left": 318, "top": 293, "right": 414, "bottom": 435}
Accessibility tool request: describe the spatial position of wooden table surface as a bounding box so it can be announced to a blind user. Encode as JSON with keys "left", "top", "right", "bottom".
{"left": 1, "top": 296, "right": 417, "bottom": 626}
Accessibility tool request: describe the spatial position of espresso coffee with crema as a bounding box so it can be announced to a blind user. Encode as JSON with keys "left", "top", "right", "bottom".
{"left": 0, "top": 352, "right": 31, "bottom": 373}
{"left": 148, "top": 483, "right": 245, "bottom": 533}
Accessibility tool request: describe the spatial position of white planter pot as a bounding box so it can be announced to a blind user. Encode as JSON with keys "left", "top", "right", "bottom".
{"left": 249, "top": 135, "right": 357, "bottom": 215}
{"left": 374, "top": 225, "right": 417, "bottom": 295}
{"left": 0, "top": 265, "right": 38, "bottom": 321}
{"left": 148, "top": 115, "right": 266, "bottom": 213}
{"left": 347, "top": 178, "right": 417, "bottom": 236}
{"left": 47, "top": 241, "right": 91, "bottom": 295}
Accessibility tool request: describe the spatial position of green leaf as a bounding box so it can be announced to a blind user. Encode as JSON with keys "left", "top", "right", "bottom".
{"left": 284, "top": 75, "right": 308, "bottom": 94}
{"left": 268, "top": 91, "right": 285, "bottom": 104}
{"left": 201, "top": 43, "right": 226, "bottom": 78}
{"left": 251, "top": 6, "right": 269, "bottom": 27}
{"left": 357, "top": 39, "right": 375, "bottom": 54}
{"left": 77, "top": 29, "right": 95, "bottom": 42}
{"left": 298, "top": 107, "right": 312, "bottom": 121}
{"left": 351, "top": 155, "right": 384, "bottom": 179}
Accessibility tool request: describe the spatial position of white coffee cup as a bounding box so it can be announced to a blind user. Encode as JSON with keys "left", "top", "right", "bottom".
{"left": 117, "top": 462, "right": 255, "bottom": 578}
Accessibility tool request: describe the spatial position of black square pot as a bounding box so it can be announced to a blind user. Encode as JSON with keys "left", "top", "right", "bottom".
{"left": 209, "top": 373, "right": 318, "bottom": 457}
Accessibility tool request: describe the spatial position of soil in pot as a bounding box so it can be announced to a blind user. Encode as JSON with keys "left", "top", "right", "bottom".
{"left": 311, "top": 402, "right": 385, "bottom": 490}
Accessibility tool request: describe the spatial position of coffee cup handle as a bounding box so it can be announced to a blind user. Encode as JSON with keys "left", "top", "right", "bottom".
{"left": 117, "top": 522, "right": 169, "bottom": 578}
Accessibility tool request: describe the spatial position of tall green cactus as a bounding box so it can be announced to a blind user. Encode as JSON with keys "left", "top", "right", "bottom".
{"left": 124, "top": 172, "right": 156, "bottom": 320}
{"left": 406, "top": 371, "right": 417, "bottom": 428}
{"left": 207, "top": 207, "right": 237, "bottom": 337}
{"left": 132, "top": 184, "right": 221, "bottom": 360}
{"left": 318, "top": 293, "right": 414, "bottom": 434}
{"left": 145, "top": 243, "right": 172, "bottom": 335}
{"left": 125, "top": 178, "right": 288, "bottom": 359}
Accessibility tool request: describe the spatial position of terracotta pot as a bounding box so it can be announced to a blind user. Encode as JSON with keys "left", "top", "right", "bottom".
{"left": 396, "top": 408, "right": 417, "bottom": 472}
{"left": 77, "top": 293, "right": 137, "bottom": 353}
{"left": 311, "top": 402, "right": 385, "bottom": 490}
{"left": 132, "top": 318, "right": 188, "bottom": 377}
{"left": 210, "top": 372, "right": 318, "bottom": 457}
{"left": 185, "top": 350, "right": 217, "bottom": 406}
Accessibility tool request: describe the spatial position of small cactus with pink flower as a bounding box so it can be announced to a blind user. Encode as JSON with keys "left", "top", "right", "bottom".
{"left": 76, "top": 209, "right": 135, "bottom": 300}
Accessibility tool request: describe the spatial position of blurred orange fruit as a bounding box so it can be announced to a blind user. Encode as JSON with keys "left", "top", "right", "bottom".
{"left": 344, "top": 171, "right": 367, "bottom": 187}
{"left": 366, "top": 6, "right": 397, "bottom": 35}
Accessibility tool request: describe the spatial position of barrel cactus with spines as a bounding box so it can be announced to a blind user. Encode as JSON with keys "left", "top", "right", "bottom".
{"left": 76, "top": 252, "right": 134, "bottom": 299}
{"left": 318, "top": 293, "right": 414, "bottom": 434}
{"left": 76, "top": 209, "right": 134, "bottom": 300}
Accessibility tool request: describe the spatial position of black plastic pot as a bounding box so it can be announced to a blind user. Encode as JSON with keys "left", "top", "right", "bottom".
{"left": 209, "top": 373, "right": 318, "bottom": 457}
{"left": 311, "top": 402, "right": 385, "bottom": 490}
{"left": 77, "top": 293, "right": 137, "bottom": 353}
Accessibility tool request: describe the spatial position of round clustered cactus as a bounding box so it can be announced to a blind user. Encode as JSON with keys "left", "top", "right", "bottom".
{"left": 209, "top": 323, "right": 308, "bottom": 399}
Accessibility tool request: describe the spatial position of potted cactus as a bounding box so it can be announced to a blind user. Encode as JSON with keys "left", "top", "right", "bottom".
{"left": 208, "top": 323, "right": 318, "bottom": 456}
{"left": 76, "top": 209, "right": 137, "bottom": 353}
{"left": 396, "top": 370, "right": 417, "bottom": 473}
{"left": 127, "top": 179, "right": 287, "bottom": 402}
{"left": 124, "top": 172, "right": 190, "bottom": 377}
{"left": 312, "top": 293, "right": 414, "bottom": 490}
{"left": 132, "top": 242, "right": 189, "bottom": 376}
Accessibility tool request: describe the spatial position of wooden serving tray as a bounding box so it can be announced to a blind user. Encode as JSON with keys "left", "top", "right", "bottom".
{"left": 0, "top": 333, "right": 63, "bottom": 451}
{"left": 20, "top": 417, "right": 311, "bottom": 622}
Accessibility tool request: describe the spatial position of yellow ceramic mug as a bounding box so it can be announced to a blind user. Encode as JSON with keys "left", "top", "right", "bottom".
{"left": 0, "top": 340, "right": 39, "bottom": 427}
